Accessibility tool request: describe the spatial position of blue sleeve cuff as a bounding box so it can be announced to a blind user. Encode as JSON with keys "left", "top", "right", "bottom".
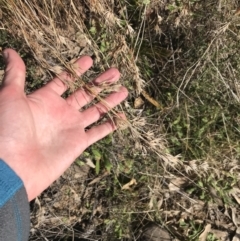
{"left": 0, "top": 159, "right": 23, "bottom": 208}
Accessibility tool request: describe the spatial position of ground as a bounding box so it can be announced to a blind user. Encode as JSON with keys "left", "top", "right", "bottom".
{"left": 1, "top": 0, "right": 240, "bottom": 240}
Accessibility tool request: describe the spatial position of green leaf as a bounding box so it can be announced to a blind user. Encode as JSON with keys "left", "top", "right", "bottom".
{"left": 104, "top": 135, "right": 112, "bottom": 144}
{"left": 104, "top": 158, "right": 113, "bottom": 173}
{"left": 142, "top": 0, "right": 150, "bottom": 5}
{"left": 100, "top": 41, "right": 106, "bottom": 52}
{"left": 89, "top": 26, "right": 96, "bottom": 35}
{"left": 198, "top": 181, "right": 204, "bottom": 188}
{"left": 83, "top": 151, "right": 90, "bottom": 156}
{"left": 92, "top": 148, "right": 102, "bottom": 161}
{"left": 76, "top": 159, "right": 85, "bottom": 166}
{"left": 95, "top": 159, "right": 100, "bottom": 175}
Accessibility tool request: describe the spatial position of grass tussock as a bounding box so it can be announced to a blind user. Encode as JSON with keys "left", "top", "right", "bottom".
{"left": 1, "top": 0, "right": 240, "bottom": 240}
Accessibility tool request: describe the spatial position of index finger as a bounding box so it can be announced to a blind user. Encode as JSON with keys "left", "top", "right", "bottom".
{"left": 41, "top": 56, "right": 93, "bottom": 95}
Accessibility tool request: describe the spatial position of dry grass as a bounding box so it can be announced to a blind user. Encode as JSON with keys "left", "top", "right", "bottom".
{"left": 1, "top": 0, "right": 240, "bottom": 240}
{"left": 1, "top": 0, "right": 168, "bottom": 158}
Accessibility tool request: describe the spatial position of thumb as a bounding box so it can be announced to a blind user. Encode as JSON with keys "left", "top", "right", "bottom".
{"left": 2, "top": 49, "right": 26, "bottom": 92}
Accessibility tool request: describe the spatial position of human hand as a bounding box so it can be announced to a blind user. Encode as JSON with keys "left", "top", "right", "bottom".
{"left": 0, "top": 49, "right": 128, "bottom": 201}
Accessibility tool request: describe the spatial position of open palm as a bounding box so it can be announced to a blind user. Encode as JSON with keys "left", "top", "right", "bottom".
{"left": 0, "top": 49, "right": 128, "bottom": 200}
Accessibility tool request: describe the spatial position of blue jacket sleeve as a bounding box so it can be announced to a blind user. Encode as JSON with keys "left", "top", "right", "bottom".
{"left": 0, "top": 159, "right": 30, "bottom": 241}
